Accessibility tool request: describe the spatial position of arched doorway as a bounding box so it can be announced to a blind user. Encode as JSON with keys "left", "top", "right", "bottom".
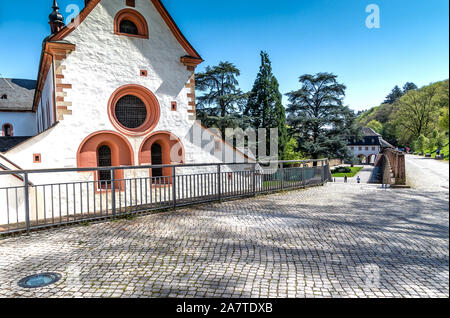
{"left": 368, "top": 154, "right": 377, "bottom": 165}
{"left": 151, "top": 143, "right": 163, "bottom": 178}
{"left": 139, "top": 131, "right": 185, "bottom": 182}
{"left": 97, "top": 145, "right": 112, "bottom": 187}
{"left": 77, "top": 131, "right": 134, "bottom": 190}
{"left": 357, "top": 154, "right": 367, "bottom": 165}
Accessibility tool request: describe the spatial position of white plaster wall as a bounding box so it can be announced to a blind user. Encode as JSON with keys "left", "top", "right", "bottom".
{"left": 350, "top": 146, "right": 380, "bottom": 164}
{"left": 0, "top": 112, "right": 37, "bottom": 136}
{"left": 350, "top": 146, "right": 380, "bottom": 158}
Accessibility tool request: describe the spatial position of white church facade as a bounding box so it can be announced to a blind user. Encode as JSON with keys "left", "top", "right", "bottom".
{"left": 1, "top": 0, "right": 254, "bottom": 186}
{"left": 0, "top": 0, "right": 261, "bottom": 229}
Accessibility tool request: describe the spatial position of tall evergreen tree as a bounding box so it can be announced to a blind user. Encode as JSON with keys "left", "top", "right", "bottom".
{"left": 384, "top": 85, "right": 404, "bottom": 104}
{"left": 286, "top": 73, "right": 360, "bottom": 163}
{"left": 196, "top": 62, "right": 246, "bottom": 138}
{"left": 403, "top": 82, "right": 418, "bottom": 93}
{"left": 245, "top": 52, "right": 288, "bottom": 159}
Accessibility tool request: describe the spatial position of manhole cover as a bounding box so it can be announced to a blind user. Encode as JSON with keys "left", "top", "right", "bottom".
{"left": 18, "top": 273, "right": 61, "bottom": 289}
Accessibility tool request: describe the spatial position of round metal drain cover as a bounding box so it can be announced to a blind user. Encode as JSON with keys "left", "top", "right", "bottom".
{"left": 18, "top": 273, "right": 61, "bottom": 289}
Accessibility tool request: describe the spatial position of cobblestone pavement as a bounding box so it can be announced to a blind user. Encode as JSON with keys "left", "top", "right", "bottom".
{"left": 0, "top": 183, "right": 448, "bottom": 298}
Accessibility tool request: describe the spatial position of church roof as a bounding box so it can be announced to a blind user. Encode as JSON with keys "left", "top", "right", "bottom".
{"left": 0, "top": 78, "right": 36, "bottom": 111}
{"left": 0, "top": 136, "right": 33, "bottom": 153}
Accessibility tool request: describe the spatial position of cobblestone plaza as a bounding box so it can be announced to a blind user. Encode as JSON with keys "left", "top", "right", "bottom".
{"left": 0, "top": 182, "right": 448, "bottom": 298}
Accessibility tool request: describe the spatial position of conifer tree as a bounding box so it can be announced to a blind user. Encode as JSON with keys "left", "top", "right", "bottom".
{"left": 196, "top": 62, "right": 246, "bottom": 138}
{"left": 245, "top": 51, "right": 288, "bottom": 159}
{"left": 286, "top": 73, "right": 360, "bottom": 163}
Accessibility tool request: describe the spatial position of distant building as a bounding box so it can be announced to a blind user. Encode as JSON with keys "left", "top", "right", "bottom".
{"left": 348, "top": 127, "right": 394, "bottom": 164}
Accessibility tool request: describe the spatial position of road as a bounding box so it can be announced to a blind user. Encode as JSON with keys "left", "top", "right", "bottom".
{"left": 405, "top": 155, "right": 449, "bottom": 191}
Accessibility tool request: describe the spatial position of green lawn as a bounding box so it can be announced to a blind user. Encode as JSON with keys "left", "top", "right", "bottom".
{"left": 332, "top": 167, "right": 363, "bottom": 178}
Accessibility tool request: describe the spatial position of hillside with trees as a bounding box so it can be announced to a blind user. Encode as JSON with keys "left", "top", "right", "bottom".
{"left": 356, "top": 80, "right": 449, "bottom": 158}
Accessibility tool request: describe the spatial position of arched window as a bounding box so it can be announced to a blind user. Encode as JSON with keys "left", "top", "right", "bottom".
{"left": 114, "top": 9, "right": 149, "bottom": 39}
{"left": 98, "top": 145, "right": 112, "bottom": 187}
{"left": 115, "top": 95, "right": 148, "bottom": 129}
{"left": 119, "top": 20, "right": 138, "bottom": 35}
{"left": 2, "top": 124, "right": 13, "bottom": 137}
{"left": 151, "top": 143, "right": 163, "bottom": 178}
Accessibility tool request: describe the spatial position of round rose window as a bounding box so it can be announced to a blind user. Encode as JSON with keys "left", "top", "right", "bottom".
{"left": 115, "top": 95, "right": 148, "bottom": 129}
{"left": 108, "top": 85, "right": 160, "bottom": 136}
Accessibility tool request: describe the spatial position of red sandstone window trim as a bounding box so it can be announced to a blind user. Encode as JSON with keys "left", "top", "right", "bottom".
{"left": 107, "top": 85, "right": 161, "bottom": 137}
{"left": 2, "top": 123, "right": 13, "bottom": 137}
{"left": 114, "top": 9, "right": 149, "bottom": 39}
{"left": 33, "top": 154, "right": 42, "bottom": 163}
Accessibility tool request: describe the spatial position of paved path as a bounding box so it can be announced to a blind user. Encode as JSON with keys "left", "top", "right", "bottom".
{"left": 333, "top": 165, "right": 374, "bottom": 184}
{"left": 406, "top": 155, "right": 449, "bottom": 191}
{"left": 0, "top": 181, "right": 447, "bottom": 298}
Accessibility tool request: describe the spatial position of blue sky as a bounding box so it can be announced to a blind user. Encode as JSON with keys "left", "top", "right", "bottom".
{"left": 0, "top": 0, "right": 448, "bottom": 111}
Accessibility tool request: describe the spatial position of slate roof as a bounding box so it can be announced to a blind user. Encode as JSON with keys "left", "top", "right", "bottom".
{"left": 362, "top": 127, "right": 381, "bottom": 137}
{"left": 0, "top": 137, "right": 32, "bottom": 153}
{"left": 0, "top": 78, "right": 37, "bottom": 111}
{"left": 348, "top": 127, "right": 394, "bottom": 148}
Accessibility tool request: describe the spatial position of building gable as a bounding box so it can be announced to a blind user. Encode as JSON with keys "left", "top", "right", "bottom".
{"left": 50, "top": 0, "right": 202, "bottom": 62}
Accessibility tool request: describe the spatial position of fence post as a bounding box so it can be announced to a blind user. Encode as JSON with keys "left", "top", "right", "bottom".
{"left": 111, "top": 169, "right": 116, "bottom": 217}
{"left": 280, "top": 162, "right": 284, "bottom": 191}
{"left": 217, "top": 164, "right": 222, "bottom": 203}
{"left": 23, "top": 172, "right": 30, "bottom": 235}
{"left": 302, "top": 163, "right": 306, "bottom": 188}
{"left": 172, "top": 166, "right": 177, "bottom": 210}
{"left": 253, "top": 163, "right": 257, "bottom": 196}
{"left": 321, "top": 160, "right": 325, "bottom": 185}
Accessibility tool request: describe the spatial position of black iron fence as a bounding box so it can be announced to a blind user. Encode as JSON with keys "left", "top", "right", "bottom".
{"left": 0, "top": 160, "right": 330, "bottom": 235}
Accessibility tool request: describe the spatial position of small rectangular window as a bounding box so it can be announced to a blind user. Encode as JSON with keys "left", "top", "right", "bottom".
{"left": 171, "top": 101, "right": 177, "bottom": 111}
{"left": 126, "top": 0, "right": 135, "bottom": 7}
{"left": 33, "top": 154, "right": 42, "bottom": 163}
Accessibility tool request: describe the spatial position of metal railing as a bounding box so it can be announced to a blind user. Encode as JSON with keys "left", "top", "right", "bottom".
{"left": 0, "top": 159, "right": 330, "bottom": 235}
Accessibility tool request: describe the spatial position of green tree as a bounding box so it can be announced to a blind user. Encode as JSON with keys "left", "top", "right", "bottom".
{"left": 414, "top": 134, "right": 429, "bottom": 153}
{"left": 403, "top": 82, "right": 418, "bottom": 93}
{"left": 381, "top": 121, "right": 398, "bottom": 147}
{"left": 384, "top": 85, "right": 404, "bottom": 104}
{"left": 245, "top": 51, "right": 288, "bottom": 159}
{"left": 439, "top": 107, "right": 449, "bottom": 132}
{"left": 438, "top": 81, "right": 449, "bottom": 132}
{"left": 196, "top": 62, "right": 247, "bottom": 138}
{"left": 286, "top": 73, "right": 360, "bottom": 163}
{"left": 283, "top": 137, "right": 304, "bottom": 161}
{"left": 393, "top": 82, "right": 442, "bottom": 143}
{"left": 366, "top": 120, "right": 383, "bottom": 134}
